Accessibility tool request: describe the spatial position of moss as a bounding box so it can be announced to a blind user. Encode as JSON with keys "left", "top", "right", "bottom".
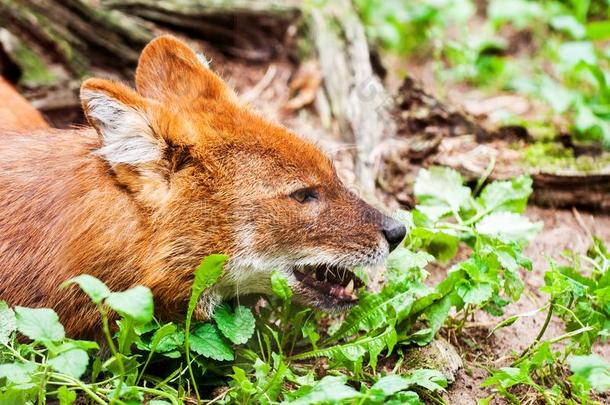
{"left": 11, "top": 2, "right": 89, "bottom": 77}
{"left": 13, "top": 43, "right": 56, "bottom": 86}
{"left": 294, "top": 17, "right": 316, "bottom": 61}
{"left": 523, "top": 142, "right": 610, "bottom": 173}
{"left": 400, "top": 338, "right": 462, "bottom": 384}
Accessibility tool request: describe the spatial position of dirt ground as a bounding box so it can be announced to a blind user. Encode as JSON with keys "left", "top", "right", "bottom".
{"left": 443, "top": 206, "right": 610, "bottom": 404}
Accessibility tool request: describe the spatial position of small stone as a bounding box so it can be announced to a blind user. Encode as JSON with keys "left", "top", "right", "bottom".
{"left": 401, "top": 337, "right": 463, "bottom": 385}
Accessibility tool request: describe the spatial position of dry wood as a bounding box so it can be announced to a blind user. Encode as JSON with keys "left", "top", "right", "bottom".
{"left": 381, "top": 75, "right": 610, "bottom": 211}
{"left": 309, "top": 0, "right": 396, "bottom": 194}
{"left": 0, "top": 0, "right": 300, "bottom": 83}
{"left": 105, "top": 0, "right": 301, "bottom": 62}
{"left": 0, "top": 0, "right": 154, "bottom": 76}
{"left": 531, "top": 172, "right": 610, "bottom": 211}
{"left": 403, "top": 338, "right": 463, "bottom": 384}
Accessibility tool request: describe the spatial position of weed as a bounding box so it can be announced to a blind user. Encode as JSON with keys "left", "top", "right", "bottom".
{"left": 355, "top": 0, "right": 610, "bottom": 149}
{"left": 483, "top": 237, "right": 610, "bottom": 403}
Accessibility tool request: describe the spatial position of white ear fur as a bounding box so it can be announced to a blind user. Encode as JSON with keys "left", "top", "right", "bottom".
{"left": 82, "top": 90, "right": 162, "bottom": 166}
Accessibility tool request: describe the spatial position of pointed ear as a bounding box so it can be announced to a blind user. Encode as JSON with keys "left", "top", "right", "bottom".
{"left": 80, "top": 78, "right": 184, "bottom": 206}
{"left": 135, "top": 35, "right": 230, "bottom": 102}
{"left": 81, "top": 78, "right": 164, "bottom": 166}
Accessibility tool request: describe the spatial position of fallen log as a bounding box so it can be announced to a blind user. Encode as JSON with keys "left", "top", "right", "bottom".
{"left": 0, "top": 0, "right": 154, "bottom": 78}
{"left": 380, "top": 76, "right": 610, "bottom": 211}
{"left": 0, "top": 0, "right": 300, "bottom": 83}
{"left": 433, "top": 134, "right": 610, "bottom": 211}
{"left": 0, "top": 0, "right": 301, "bottom": 127}
{"left": 106, "top": 0, "right": 301, "bottom": 62}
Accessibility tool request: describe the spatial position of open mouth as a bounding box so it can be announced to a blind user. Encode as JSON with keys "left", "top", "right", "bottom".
{"left": 293, "top": 265, "right": 365, "bottom": 303}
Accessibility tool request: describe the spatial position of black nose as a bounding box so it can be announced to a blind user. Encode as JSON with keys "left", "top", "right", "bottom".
{"left": 382, "top": 219, "right": 406, "bottom": 252}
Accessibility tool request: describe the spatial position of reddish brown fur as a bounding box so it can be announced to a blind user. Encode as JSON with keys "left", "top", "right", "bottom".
{"left": 0, "top": 36, "right": 400, "bottom": 338}
{"left": 0, "top": 77, "right": 48, "bottom": 131}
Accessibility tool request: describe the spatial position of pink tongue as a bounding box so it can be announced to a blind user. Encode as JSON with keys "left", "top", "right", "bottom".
{"left": 330, "top": 285, "right": 356, "bottom": 300}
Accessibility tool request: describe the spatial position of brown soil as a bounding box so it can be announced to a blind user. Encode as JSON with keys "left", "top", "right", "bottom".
{"left": 442, "top": 207, "right": 610, "bottom": 404}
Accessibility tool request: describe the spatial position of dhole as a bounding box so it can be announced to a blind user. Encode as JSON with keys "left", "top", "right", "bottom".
{"left": 0, "top": 36, "right": 405, "bottom": 338}
{"left": 0, "top": 76, "right": 48, "bottom": 131}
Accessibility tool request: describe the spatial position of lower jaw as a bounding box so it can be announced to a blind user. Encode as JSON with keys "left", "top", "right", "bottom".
{"left": 292, "top": 285, "right": 359, "bottom": 312}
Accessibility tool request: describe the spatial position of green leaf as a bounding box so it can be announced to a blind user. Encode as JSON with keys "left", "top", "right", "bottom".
{"left": 115, "top": 318, "right": 141, "bottom": 355}
{"left": 187, "top": 255, "right": 227, "bottom": 322}
{"left": 369, "top": 369, "right": 447, "bottom": 404}
{"left": 62, "top": 275, "right": 110, "bottom": 304}
{"left": 15, "top": 306, "right": 65, "bottom": 342}
{"left": 56, "top": 339, "right": 99, "bottom": 352}
{"left": 230, "top": 366, "right": 256, "bottom": 395}
{"left": 1, "top": 385, "right": 37, "bottom": 402}
{"left": 330, "top": 287, "right": 416, "bottom": 342}
{"left": 387, "top": 246, "right": 435, "bottom": 272}
{"left": 457, "top": 282, "right": 493, "bottom": 305}
{"left": 106, "top": 286, "right": 153, "bottom": 323}
{"left": 409, "top": 227, "right": 460, "bottom": 262}
{"left": 570, "top": 354, "right": 610, "bottom": 392}
{"left": 414, "top": 166, "right": 471, "bottom": 219}
{"left": 539, "top": 77, "right": 573, "bottom": 114}
{"left": 214, "top": 304, "right": 255, "bottom": 345}
{"left": 288, "top": 376, "right": 362, "bottom": 404}
{"left": 148, "top": 401, "right": 172, "bottom": 405}
{"left": 490, "top": 307, "right": 544, "bottom": 334}
{"left": 488, "top": 0, "right": 543, "bottom": 29}
{"left": 0, "top": 362, "right": 37, "bottom": 384}
{"left": 91, "top": 356, "right": 102, "bottom": 383}
{"left": 302, "top": 319, "right": 320, "bottom": 349}
{"left": 388, "top": 391, "right": 422, "bottom": 404}
{"left": 412, "top": 283, "right": 464, "bottom": 346}
{"left": 0, "top": 301, "right": 16, "bottom": 344}
{"left": 57, "top": 386, "right": 77, "bottom": 405}
{"left": 190, "top": 323, "right": 234, "bottom": 361}
{"left": 48, "top": 349, "right": 89, "bottom": 379}
{"left": 476, "top": 212, "right": 542, "bottom": 243}
{"left": 550, "top": 15, "right": 585, "bottom": 39}
{"left": 252, "top": 354, "right": 288, "bottom": 403}
{"left": 103, "top": 352, "right": 139, "bottom": 379}
{"left": 148, "top": 323, "right": 178, "bottom": 354}
{"left": 108, "top": 383, "right": 142, "bottom": 402}
{"left": 293, "top": 326, "right": 396, "bottom": 371}
{"left": 477, "top": 175, "right": 533, "bottom": 214}
{"left": 558, "top": 41, "right": 597, "bottom": 67}
{"left": 156, "top": 331, "right": 184, "bottom": 353}
{"left": 404, "top": 369, "right": 448, "bottom": 391}
{"left": 386, "top": 246, "right": 433, "bottom": 284}
{"left": 419, "top": 292, "right": 459, "bottom": 344}
{"left": 586, "top": 21, "right": 610, "bottom": 40}
{"left": 370, "top": 375, "right": 410, "bottom": 396}
{"left": 271, "top": 270, "right": 293, "bottom": 301}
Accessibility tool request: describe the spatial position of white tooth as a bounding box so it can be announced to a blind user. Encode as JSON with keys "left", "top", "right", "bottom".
{"left": 345, "top": 279, "right": 354, "bottom": 294}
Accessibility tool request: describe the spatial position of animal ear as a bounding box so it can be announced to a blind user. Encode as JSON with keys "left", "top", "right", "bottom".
{"left": 81, "top": 78, "right": 164, "bottom": 166}
{"left": 135, "top": 35, "right": 230, "bottom": 102}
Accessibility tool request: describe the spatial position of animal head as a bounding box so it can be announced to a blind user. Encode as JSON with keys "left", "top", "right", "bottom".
{"left": 80, "top": 35, "right": 406, "bottom": 313}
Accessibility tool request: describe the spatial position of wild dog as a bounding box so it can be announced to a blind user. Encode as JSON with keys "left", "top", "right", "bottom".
{"left": 0, "top": 76, "right": 48, "bottom": 131}
{"left": 0, "top": 36, "right": 405, "bottom": 338}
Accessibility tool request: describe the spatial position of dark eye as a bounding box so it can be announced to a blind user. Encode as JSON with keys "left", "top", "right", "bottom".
{"left": 290, "top": 188, "right": 319, "bottom": 204}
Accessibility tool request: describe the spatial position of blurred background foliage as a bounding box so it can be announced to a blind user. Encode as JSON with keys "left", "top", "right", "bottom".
{"left": 356, "top": 0, "right": 610, "bottom": 148}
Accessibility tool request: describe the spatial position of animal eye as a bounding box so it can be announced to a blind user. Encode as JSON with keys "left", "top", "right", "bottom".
{"left": 290, "top": 188, "right": 319, "bottom": 204}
